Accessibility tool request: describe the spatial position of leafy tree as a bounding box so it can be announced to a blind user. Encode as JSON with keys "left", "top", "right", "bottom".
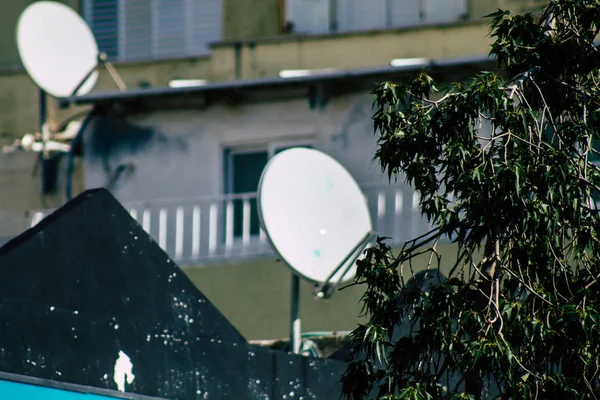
{"left": 342, "top": 1, "right": 600, "bottom": 398}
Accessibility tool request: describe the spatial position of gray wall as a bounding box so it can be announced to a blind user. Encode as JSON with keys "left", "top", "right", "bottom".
{"left": 83, "top": 92, "right": 390, "bottom": 202}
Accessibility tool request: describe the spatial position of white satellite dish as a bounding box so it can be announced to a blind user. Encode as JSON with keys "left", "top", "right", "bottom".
{"left": 16, "top": 1, "right": 99, "bottom": 97}
{"left": 259, "top": 147, "right": 373, "bottom": 284}
{"left": 258, "top": 147, "right": 374, "bottom": 353}
{"left": 16, "top": 1, "right": 126, "bottom": 98}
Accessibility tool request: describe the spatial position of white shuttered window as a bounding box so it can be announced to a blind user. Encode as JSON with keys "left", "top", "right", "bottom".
{"left": 288, "top": 0, "right": 467, "bottom": 34}
{"left": 83, "top": 0, "right": 222, "bottom": 62}
{"left": 288, "top": 0, "right": 331, "bottom": 35}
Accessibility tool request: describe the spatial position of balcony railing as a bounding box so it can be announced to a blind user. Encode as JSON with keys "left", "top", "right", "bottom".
{"left": 29, "top": 183, "right": 432, "bottom": 266}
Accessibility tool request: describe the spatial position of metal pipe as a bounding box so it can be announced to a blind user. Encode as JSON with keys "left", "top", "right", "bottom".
{"left": 234, "top": 42, "right": 242, "bottom": 80}
{"left": 38, "top": 88, "right": 48, "bottom": 196}
{"left": 290, "top": 273, "right": 301, "bottom": 354}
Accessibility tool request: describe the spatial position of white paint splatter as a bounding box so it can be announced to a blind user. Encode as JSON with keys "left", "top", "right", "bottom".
{"left": 113, "top": 350, "right": 135, "bottom": 392}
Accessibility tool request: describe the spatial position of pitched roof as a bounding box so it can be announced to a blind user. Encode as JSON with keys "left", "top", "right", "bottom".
{"left": 0, "top": 188, "right": 346, "bottom": 399}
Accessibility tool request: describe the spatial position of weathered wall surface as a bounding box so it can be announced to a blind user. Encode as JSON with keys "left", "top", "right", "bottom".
{"left": 222, "top": 0, "right": 282, "bottom": 41}
{"left": 80, "top": 90, "right": 435, "bottom": 267}
{"left": 0, "top": 58, "right": 213, "bottom": 143}
{"left": 0, "top": 0, "right": 30, "bottom": 71}
{"left": 82, "top": 92, "right": 382, "bottom": 203}
{"left": 0, "top": 151, "right": 85, "bottom": 236}
{"left": 214, "top": 20, "right": 494, "bottom": 80}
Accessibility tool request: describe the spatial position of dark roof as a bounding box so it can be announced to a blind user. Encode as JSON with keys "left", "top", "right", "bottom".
{"left": 59, "top": 54, "right": 495, "bottom": 108}
{"left": 0, "top": 188, "right": 347, "bottom": 399}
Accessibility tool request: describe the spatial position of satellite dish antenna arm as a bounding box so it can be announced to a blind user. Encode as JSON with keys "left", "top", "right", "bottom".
{"left": 313, "top": 231, "right": 376, "bottom": 299}
{"left": 71, "top": 52, "right": 127, "bottom": 97}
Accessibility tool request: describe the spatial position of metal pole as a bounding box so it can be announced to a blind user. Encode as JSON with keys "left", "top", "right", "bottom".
{"left": 39, "top": 88, "right": 47, "bottom": 143}
{"left": 39, "top": 88, "right": 47, "bottom": 192}
{"left": 290, "top": 273, "right": 301, "bottom": 354}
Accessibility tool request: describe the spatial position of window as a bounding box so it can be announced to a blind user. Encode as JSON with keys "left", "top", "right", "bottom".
{"left": 83, "top": 0, "right": 222, "bottom": 62}
{"left": 229, "top": 150, "right": 268, "bottom": 237}
{"left": 226, "top": 142, "right": 314, "bottom": 238}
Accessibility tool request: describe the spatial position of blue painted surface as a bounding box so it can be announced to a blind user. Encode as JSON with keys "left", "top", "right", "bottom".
{"left": 0, "top": 379, "right": 120, "bottom": 400}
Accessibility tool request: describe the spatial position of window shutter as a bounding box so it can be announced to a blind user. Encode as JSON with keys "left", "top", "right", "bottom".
{"left": 121, "top": 0, "right": 153, "bottom": 61}
{"left": 84, "top": 0, "right": 222, "bottom": 61}
{"left": 184, "top": 0, "right": 223, "bottom": 56}
{"left": 153, "top": 0, "right": 186, "bottom": 58}
{"left": 287, "top": 0, "right": 331, "bottom": 35}
{"left": 83, "top": 0, "right": 118, "bottom": 58}
{"left": 337, "top": 0, "right": 387, "bottom": 33}
{"left": 388, "top": 0, "right": 421, "bottom": 28}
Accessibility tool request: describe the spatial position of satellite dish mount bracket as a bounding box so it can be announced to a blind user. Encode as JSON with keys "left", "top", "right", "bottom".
{"left": 71, "top": 52, "right": 127, "bottom": 96}
{"left": 312, "top": 231, "right": 376, "bottom": 300}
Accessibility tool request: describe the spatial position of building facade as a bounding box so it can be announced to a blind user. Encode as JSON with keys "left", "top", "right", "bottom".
{"left": 0, "top": 0, "right": 545, "bottom": 341}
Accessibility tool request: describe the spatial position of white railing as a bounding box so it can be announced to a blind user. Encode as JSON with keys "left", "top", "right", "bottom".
{"left": 29, "top": 184, "right": 431, "bottom": 266}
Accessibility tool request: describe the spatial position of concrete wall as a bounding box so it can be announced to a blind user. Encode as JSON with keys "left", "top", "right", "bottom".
{"left": 79, "top": 89, "right": 440, "bottom": 267}
{"left": 83, "top": 92, "right": 383, "bottom": 202}
{"left": 0, "top": 0, "right": 79, "bottom": 71}
{"left": 0, "top": 58, "right": 213, "bottom": 144}
{"left": 215, "top": 20, "right": 495, "bottom": 80}
{"left": 182, "top": 241, "right": 461, "bottom": 340}
{"left": 0, "top": 151, "right": 85, "bottom": 236}
{"left": 0, "top": 0, "right": 29, "bottom": 71}
{"left": 223, "top": 0, "right": 282, "bottom": 41}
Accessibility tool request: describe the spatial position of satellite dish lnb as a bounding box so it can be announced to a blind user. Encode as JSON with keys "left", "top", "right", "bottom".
{"left": 258, "top": 148, "right": 374, "bottom": 294}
